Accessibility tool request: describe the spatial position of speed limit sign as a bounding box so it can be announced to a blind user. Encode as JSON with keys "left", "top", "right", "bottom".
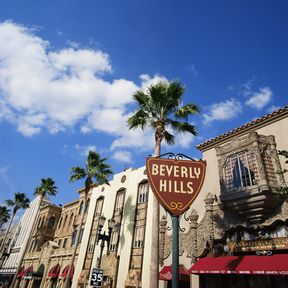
{"left": 90, "top": 268, "right": 103, "bottom": 287}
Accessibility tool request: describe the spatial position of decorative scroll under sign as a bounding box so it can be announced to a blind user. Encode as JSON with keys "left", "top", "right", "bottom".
{"left": 146, "top": 155, "right": 206, "bottom": 216}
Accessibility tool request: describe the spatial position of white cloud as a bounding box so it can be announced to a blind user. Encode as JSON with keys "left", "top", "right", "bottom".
{"left": 112, "top": 151, "right": 133, "bottom": 163}
{"left": 245, "top": 87, "right": 273, "bottom": 110}
{"left": 203, "top": 99, "right": 242, "bottom": 124}
{"left": 0, "top": 21, "right": 194, "bottom": 154}
{"left": 75, "top": 144, "right": 97, "bottom": 156}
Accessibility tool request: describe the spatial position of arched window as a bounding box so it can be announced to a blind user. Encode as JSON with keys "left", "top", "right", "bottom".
{"left": 71, "top": 230, "right": 77, "bottom": 246}
{"left": 95, "top": 197, "right": 104, "bottom": 215}
{"left": 223, "top": 151, "right": 258, "bottom": 192}
{"left": 137, "top": 182, "right": 149, "bottom": 204}
{"left": 58, "top": 217, "right": 63, "bottom": 229}
{"left": 79, "top": 201, "right": 84, "bottom": 215}
{"left": 68, "top": 213, "right": 74, "bottom": 227}
{"left": 47, "top": 217, "right": 56, "bottom": 228}
{"left": 85, "top": 199, "right": 90, "bottom": 213}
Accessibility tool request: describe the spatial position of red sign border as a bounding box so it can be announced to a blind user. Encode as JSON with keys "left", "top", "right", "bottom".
{"left": 146, "top": 157, "right": 206, "bottom": 216}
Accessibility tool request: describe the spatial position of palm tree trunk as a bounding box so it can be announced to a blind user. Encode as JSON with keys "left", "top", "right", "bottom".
{"left": 0, "top": 211, "right": 15, "bottom": 269}
{"left": 64, "top": 193, "right": 87, "bottom": 288}
{"left": 150, "top": 139, "right": 161, "bottom": 288}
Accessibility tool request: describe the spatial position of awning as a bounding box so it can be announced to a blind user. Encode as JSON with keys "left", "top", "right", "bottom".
{"left": 23, "top": 266, "right": 33, "bottom": 279}
{"left": 17, "top": 266, "right": 25, "bottom": 278}
{"left": 60, "top": 265, "right": 74, "bottom": 279}
{"left": 189, "top": 254, "right": 288, "bottom": 275}
{"left": 159, "top": 266, "right": 190, "bottom": 280}
{"left": 48, "top": 264, "right": 60, "bottom": 278}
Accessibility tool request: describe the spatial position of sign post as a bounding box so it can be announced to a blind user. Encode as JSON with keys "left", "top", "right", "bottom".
{"left": 90, "top": 268, "right": 103, "bottom": 288}
{"left": 146, "top": 153, "right": 206, "bottom": 288}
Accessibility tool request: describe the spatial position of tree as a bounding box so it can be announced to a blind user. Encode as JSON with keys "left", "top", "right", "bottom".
{"left": 0, "top": 206, "right": 10, "bottom": 230}
{"left": 64, "top": 150, "right": 113, "bottom": 288}
{"left": 277, "top": 150, "right": 288, "bottom": 196}
{"left": 34, "top": 177, "right": 57, "bottom": 203}
{"left": 0, "top": 192, "right": 30, "bottom": 253}
{"left": 127, "top": 80, "right": 199, "bottom": 287}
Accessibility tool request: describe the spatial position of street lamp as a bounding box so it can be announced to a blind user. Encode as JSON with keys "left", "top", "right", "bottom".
{"left": 97, "top": 216, "right": 115, "bottom": 268}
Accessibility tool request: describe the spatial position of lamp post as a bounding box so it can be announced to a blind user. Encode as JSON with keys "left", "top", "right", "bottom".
{"left": 96, "top": 216, "right": 115, "bottom": 269}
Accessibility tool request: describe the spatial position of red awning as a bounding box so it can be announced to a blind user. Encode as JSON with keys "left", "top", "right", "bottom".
{"left": 189, "top": 254, "right": 288, "bottom": 275}
{"left": 48, "top": 264, "right": 61, "bottom": 278}
{"left": 23, "top": 266, "right": 34, "bottom": 279}
{"left": 60, "top": 265, "right": 74, "bottom": 279}
{"left": 17, "top": 266, "right": 25, "bottom": 278}
{"left": 159, "top": 266, "right": 190, "bottom": 280}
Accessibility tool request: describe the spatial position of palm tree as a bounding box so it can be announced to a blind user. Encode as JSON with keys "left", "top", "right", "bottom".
{"left": 0, "top": 192, "right": 30, "bottom": 252}
{"left": 64, "top": 150, "right": 113, "bottom": 288}
{"left": 34, "top": 177, "right": 57, "bottom": 204}
{"left": 127, "top": 80, "right": 199, "bottom": 287}
{"left": 0, "top": 206, "right": 10, "bottom": 230}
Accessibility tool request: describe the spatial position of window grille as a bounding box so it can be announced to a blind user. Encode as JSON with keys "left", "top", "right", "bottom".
{"left": 224, "top": 151, "right": 258, "bottom": 192}
{"left": 138, "top": 183, "right": 149, "bottom": 204}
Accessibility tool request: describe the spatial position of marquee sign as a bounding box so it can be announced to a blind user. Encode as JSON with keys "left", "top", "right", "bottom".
{"left": 146, "top": 155, "right": 206, "bottom": 216}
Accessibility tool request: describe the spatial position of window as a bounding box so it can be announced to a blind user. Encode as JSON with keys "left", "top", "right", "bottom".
{"left": 79, "top": 201, "right": 84, "bottom": 215}
{"left": 85, "top": 199, "right": 90, "bottom": 213}
{"left": 79, "top": 228, "right": 84, "bottom": 243}
{"left": 58, "top": 217, "right": 63, "bottom": 229}
{"left": 133, "top": 226, "right": 144, "bottom": 248}
{"left": 88, "top": 235, "right": 95, "bottom": 252}
{"left": 63, "top": 238, "right": 67, "bottom": 248}
{"left": 223, "top": 151, "right": 258, "bottom": 192}
{"left": 115, "top": 190, "right": 125, "bottom": 211}
{"left": 71, "top": 230, "right": 77, "bottom": 246}
{"left": 47, "top": 217, "right": 56, "bottom": 228}
{"left": 63, "top": 215, "right": 68, "bottom": 228}
{"left": 138, "top": 182, "right": 149, "bottom": 204}
{"left": 68, "top": 213, "right": 74, "bottom": 227}
{"left": 109, "top": 231, "right": 119, "bottom": 251}
{"left": 95, "top": 197, "right": 104, "bottom": 216}
{"left": 58, "top": 239, "right": 62, "bottom": 248}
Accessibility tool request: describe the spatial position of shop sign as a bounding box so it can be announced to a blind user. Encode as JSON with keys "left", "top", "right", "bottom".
{"left": 228, "top": 237, "right": 288, "bottom": 252}
{"left": 146, "top": 156, "right": 206, "bottom": 216}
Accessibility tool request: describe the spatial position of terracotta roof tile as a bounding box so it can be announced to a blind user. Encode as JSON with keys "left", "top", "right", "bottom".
{"left": 197, "top": 105, "right": 288, "bottom": 151}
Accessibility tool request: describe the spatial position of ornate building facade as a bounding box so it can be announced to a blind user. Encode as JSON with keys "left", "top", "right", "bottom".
{"left": 159, "top": 106, "right": 288, "bottom": 288}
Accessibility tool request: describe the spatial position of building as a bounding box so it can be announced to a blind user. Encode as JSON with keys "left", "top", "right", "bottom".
{"left": 9, "top": 105, "right": 288, "bottom": 288}
{"left": 0, "top": 196, "right": 43, "bottom": 287}
{"left": 159, "top": 106, "right": 288, "bottom": 288}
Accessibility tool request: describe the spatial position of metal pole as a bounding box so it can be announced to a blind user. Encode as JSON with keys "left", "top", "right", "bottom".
{"left": 98, "top": 238, "right": 105, "bottom": 269}
{"left": 172, "top": 215, "right": 179, "bottom": 288}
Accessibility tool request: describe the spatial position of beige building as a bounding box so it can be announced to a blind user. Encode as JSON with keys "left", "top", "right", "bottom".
{"left": 159, "top": 106, "right": 288, "bottom": 288}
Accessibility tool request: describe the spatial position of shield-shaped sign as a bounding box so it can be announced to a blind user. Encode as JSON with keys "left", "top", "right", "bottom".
{"left": 146, "top": 157, "right": 206, "bottom": 216}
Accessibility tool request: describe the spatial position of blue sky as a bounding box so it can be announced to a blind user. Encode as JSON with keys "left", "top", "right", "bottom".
{"left": 0, "top": 0, "right": 287, "bottom": 211}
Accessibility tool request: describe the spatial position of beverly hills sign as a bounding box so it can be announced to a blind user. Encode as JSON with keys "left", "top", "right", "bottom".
{"left": 146, "top": 155, "right": 206, "bottom": 216}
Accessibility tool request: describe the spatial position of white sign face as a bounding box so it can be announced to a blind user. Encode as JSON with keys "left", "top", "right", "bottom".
{"left": 90, "top": 268, "right": 103, "bottom": 287}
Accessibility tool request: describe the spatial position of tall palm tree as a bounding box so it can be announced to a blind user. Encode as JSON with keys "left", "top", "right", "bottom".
{"left": 127, "top": 80, "right": 199, "bottom": 287}
{"left": 0, "top": 192, "right": 30, "bottom": 252}
{"left": 0, "top": 206, "right": 10, "bottom": 230}
{"left": 64, "top": 150, "right": 113, "bottom": 288}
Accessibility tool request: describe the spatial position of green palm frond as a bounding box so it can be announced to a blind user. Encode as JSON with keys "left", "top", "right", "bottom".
{"left": 132, "top": 90, "right": 149, "bottom": 106}
{"left": 127, "top": 110, "right": 148, "bottom": 129}
{"left": 70, "top": 150, "right": 113, "bottom": 191}
{"left": 0, "top": 206, "right": 10, "bottom": 224}
{"left": 167, "top": 120, "right": 198, "bottom": 136}
{"left": 175, "top": 103, "right": 200, "bottom": 119}
{"left": 34, "top": 178, "right": 57, "bottom": 197}
{"left": 163, "top": 131, "right": 175, "bottom": 145}
{"left": 70, "top": 167, "right": 86, "bottom": 182}
{"left": 6, "top": 192, "right": 30, "bottom": 214}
